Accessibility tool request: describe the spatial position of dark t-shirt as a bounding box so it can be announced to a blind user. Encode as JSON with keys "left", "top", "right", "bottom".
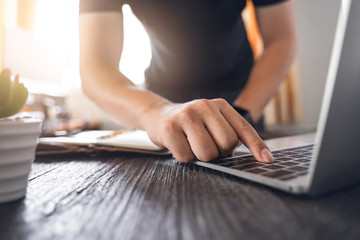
{"left": 80, "top": 0, "right": 286, "bottom": 103}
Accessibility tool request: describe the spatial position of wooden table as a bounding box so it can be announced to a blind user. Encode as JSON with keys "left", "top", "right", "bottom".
{"left": 1, "top": 149, "right": 360, "bottom": 239}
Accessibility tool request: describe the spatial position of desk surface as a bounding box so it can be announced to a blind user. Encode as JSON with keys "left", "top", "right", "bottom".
{"left": 1, "top": 138, "right": 360, "bottom": 240}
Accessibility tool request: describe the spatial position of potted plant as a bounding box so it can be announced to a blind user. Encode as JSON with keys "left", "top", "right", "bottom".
{"left": 0, "top": 69, "right": 42, "bottom": 203}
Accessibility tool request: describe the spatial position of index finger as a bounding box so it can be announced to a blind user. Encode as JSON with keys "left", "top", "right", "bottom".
{"left": 220, "top": 105, "right": 274, "bottom": 163}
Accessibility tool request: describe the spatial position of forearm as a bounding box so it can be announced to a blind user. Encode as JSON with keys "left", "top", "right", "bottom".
{"left": 233, "top": 37, "right": 296, "bottom": 121}
{"left": 80, "top": 60, "right": 170, "bottom": 129}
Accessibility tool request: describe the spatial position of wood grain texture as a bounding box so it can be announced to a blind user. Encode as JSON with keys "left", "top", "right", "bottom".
{"left": 1, "top": 154, "right": 360, "bottom": 240}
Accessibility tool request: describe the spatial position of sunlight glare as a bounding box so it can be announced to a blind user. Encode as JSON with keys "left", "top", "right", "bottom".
{"left": 120, "top": 4, "right": 151, "bottom": 85}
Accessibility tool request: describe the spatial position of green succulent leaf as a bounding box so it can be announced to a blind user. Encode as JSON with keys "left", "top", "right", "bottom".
{"left": 0, "top": 69, "right": 12, "bottom": 108}
{"left": 0, "top": 69, "right": 29, "bottom": 118}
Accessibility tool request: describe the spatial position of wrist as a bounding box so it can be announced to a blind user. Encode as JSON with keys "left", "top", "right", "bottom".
{"left": 139, "top": 96, "right": 172, "bottom": 129}
{"left": 232, "top": 106, "right": 255, "bottom": 127}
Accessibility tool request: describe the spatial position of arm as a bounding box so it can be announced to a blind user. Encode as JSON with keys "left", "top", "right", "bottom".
{"left": 79, "top": 11, "right": 274, "bottom": 163}
{"left": 233, "top": 0, "right": 297, "bottom": 122}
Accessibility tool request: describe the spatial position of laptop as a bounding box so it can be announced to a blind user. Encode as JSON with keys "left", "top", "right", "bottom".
{"left": 194, "top": 0, "right": 360, "bottom": 195}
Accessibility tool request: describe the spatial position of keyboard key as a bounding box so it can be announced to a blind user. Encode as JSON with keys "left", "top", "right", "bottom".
{"left": 287, "top": 166, "right": 309, "bottom": 172}
{"left": 272, "top": 153, "right": 287, "bottom": 157}
{"left": 277, "top": 161, "right": 300, "bottom": 167}
{"left": 218, "top": 159, "right": 254, "bottom": 167}
{"left": 262, "top": 170, "right": 294, "bottom": 179}
{"left": 274, "top": 157, "right": 295, "bottom": 162}
{"left": 231, "top": 162, "right": 265, "bottom": 171}
{"left": 261, "top": 165, "right": 283, "bottom": 170}
{"left": 245, "top": 168, "right": 268, "bottom": 174}
{"left": 209, "top": 155, "right": 254, "bottom": 165}
{"left": 293, "top": 158, "right": 311, "bottom": 163}
{"left": 289, "top": 154, "right": 308, "bottom": 158}
{"left": 286, "top": 152, "right": 304, "bottom": 156}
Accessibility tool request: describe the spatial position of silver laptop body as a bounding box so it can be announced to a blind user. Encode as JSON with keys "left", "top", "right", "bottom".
{"left": 194, "top": 0, "right": 360, "bottom": 195}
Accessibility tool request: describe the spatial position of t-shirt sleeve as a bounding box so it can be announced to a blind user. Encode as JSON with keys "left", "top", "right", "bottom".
{"left": 252, "top": 0, "right": 288, "bottom": 7}
{"left": 79, "top": 0, "right": 126, "bottom": 13}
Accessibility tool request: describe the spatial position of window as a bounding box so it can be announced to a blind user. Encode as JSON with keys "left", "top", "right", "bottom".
{"left": 32, "top": 1, "right": 151, "bottom": 88}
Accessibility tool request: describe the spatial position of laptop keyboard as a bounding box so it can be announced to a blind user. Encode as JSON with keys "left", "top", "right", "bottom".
{"left": 208, "top": 145, "right": 314, "bottom": 181}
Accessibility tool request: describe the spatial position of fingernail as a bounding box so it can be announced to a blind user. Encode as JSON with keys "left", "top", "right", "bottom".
{"left": 261, "top": 148, "right": 274, "bottom": 163}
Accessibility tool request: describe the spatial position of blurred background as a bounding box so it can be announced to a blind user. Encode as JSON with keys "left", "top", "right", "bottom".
{"left": 0, "top": 0, "right": 341, "bottom": 138}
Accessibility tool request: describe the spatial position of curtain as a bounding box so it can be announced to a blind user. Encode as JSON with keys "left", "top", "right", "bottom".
{"left": 17, "top": 0, "right": 36, "bottom": 30}
{"left": 0, "top": 0, "right": 36, "bottom": 72}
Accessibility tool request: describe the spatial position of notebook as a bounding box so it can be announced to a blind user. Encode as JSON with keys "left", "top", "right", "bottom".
{"left": 39, "top": 129, "right": 170, "bottom": 155}
{"left": 193, "top": 0, "right": 360, "bottom": 195}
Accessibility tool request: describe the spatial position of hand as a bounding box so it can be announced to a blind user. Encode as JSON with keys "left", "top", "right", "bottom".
{"left": 143, "top": 98, "right": 274, "bottom": 163}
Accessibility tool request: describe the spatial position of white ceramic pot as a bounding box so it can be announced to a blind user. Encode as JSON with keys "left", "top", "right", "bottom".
{"left": 0, "top": 117, "right": 42, "bottom": 203}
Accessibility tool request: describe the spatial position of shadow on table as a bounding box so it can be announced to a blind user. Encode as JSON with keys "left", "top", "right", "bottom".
{"left": 0, "top": 199, "right": 29, "bottom": 240}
